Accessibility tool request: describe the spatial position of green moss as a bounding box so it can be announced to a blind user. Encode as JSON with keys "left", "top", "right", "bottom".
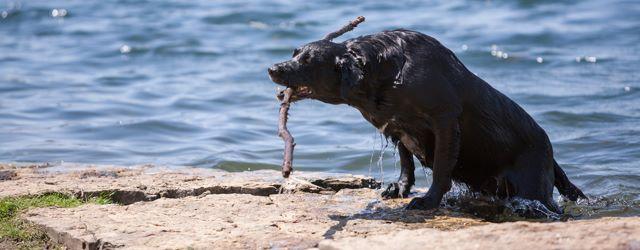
{"left": 0, "top": 193, "right": 114, "bottom": 249}
{"left": 87, "top": 191, "right": 116, "bottom": 205}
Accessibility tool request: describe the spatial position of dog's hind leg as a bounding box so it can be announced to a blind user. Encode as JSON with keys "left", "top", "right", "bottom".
{"left": 381, "top": 143, "right": 415, "bottom": 199}
{"left": 507, "top": 150, "right": 561, "bottom": 215}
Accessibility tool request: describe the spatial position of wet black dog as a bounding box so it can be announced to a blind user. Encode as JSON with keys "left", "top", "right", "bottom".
{"left": 268, "top": 29, "right": 586, "bottom": 213}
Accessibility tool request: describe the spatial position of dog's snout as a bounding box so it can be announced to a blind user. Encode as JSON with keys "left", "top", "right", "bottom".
{"left": 269, "top": 61, "right": 299, "bottom": 86}
{"left": 268, "top": 65, "right": 280, "bottom": 76}
{"left": 267, "top": 64, "right": 283, "bottom": 76}
{"left": 268, "top": 64, "right": 288, "bottom": 85}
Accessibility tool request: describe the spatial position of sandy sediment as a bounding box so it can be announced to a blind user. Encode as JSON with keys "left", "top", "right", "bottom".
{"left": 0, "top": 163, "right": 638, "bottom": 249}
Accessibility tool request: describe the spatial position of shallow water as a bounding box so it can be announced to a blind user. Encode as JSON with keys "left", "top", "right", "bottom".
{"left": 0, "top": 1, "right": 638, "bottom": 216}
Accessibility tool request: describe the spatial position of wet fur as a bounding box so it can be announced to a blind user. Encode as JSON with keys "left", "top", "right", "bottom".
{"left": 268, "top": 29, "right": 586, "bottom": 213}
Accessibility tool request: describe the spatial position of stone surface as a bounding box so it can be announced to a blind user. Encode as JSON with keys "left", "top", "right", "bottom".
{"left": 1, "top": 163, "right": 638, "bottom": 250}
{"left": 319, "top": 217, "right": 640, "bottom": 250}
{"left": 0, "top": 163, "right": 379, "bottom": 204}
{"left": 24, "top": 189, "right": 485, "bottom": 250}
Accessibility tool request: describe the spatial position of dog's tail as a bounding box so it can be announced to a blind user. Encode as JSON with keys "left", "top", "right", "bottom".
{"left": 553, "top": 160, "right": 587, "bottom": 201}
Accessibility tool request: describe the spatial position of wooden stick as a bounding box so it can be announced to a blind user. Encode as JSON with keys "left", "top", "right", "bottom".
{"left": 323, "top": 16, "right": 365, "bottom": 41}
{"left": 278, "top": 88, "right": 295, "bottom": 178}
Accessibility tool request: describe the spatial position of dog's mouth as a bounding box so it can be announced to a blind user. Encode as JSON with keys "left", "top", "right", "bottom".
{"left": 277, "top": 85, "right": 313, "bottom": 102}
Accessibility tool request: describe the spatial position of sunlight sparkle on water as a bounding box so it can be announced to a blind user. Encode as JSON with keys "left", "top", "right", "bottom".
{"left": 51, "top": 8, "right": 68, "bottom": 18}
{"left": 120, "top": 44, "right": 132, "bottom": 54}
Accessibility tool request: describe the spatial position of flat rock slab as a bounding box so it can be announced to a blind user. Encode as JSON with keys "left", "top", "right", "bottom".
{"left": 319, "top": 217, "right": 640, "bottom": 250}
{"left": 24, "top": 189, "right": 485, "bottom": 250}
{"left": 0, "top": 163, "right": 379, "bottom": 204}
{"left": 3, "top": 164, "right": 639, "bottom": 249}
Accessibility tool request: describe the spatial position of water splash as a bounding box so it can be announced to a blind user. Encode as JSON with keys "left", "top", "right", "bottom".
{"left": 422, "top": 165, "right": 432, "bottom": 187}
{"left": 368, "top": 131, "right": 377, "bottom": 178}
{"left": 376, "top": 133, "right": 389, "bottom": 186}
{"left": 440, "top": 183, "right": 564, "bottom": 221}
{"left": 561, "top": 194, "right": 640, "bottom": 219}
{"left": 443, "top": 182, "right": 473, "bottom": 199}
{"left": 391, "top": 141, "right": 399, "bottom": 176}
{"left": 508, "top": 198, "right": 560, "bottom": 220}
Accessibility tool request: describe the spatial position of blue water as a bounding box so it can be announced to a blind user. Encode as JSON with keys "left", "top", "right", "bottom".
{"left": 1, "top": 0, "right": 638, "bottom": 214}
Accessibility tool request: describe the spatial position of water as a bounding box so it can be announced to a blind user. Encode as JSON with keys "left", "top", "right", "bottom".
{"left": 1, "top": 1, "right": 638, "bottom": 216}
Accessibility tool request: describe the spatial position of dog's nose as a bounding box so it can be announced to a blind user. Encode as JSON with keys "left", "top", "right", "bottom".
{"left": 268, "top": 66, "right": 280, "bottom": 76}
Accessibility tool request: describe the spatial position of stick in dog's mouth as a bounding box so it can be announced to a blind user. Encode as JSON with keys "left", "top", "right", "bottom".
{"left": 276, "top": 86, "right": 311, "bottom": 178}
{"left": 277, "top": 88, "right": 295, "bottom": 178}
{"left": 277, "top": 86, "right": 312, "bottom": 102}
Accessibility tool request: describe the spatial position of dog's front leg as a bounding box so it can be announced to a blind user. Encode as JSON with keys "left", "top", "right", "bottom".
{"left": 407, "top": 115, "right": 460, "bottom": 210}
{"left": 381, "top": 143, "right": 415, "bottom": 199}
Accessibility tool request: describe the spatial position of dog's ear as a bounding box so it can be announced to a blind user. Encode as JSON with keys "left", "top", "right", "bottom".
{"left": 336, "top": 53, "right": 364, "bottom": 100}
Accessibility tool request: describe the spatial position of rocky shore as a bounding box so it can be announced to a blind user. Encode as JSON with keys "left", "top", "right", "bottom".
{"left": 0, "top": 163, "right": 638, "bottom": 249}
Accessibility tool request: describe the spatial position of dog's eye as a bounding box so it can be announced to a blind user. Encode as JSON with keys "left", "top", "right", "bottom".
{"left": 299, "top": 54, "right": 312, "bottom": 64}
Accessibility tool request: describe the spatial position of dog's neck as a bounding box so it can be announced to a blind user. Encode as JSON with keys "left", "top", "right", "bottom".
{"left": 340, "top": 44, "right": 402, "bottom": 112}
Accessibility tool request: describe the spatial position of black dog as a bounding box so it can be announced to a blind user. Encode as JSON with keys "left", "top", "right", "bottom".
{"left": 268, "top": 28, "right": 586, "bottom": 213}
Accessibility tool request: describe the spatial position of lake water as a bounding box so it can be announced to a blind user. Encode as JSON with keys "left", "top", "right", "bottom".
{"left": 1, "top": 0, "right": 638, "bottom": 216}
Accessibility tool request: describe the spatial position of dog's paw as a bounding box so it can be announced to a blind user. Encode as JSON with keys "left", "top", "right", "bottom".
{"left": 381, "top": 182, "right": 410, "bottom": 199}
{"left": 406, "top": 195, "right": 440, "bottom": 210}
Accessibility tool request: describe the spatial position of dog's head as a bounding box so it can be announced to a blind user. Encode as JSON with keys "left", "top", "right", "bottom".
{"left": 268, "top": 40, "right": 363, "bottom": 104}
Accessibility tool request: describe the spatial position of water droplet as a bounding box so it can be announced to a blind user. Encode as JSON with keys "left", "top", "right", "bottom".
{"left": 491, "top": 50, "right": 497, "bottom": 56}
{"left": 502, "top": 52, "right": 508, "bottom": 59}
{"left": 51, "top": 8, "right": 67, "bottom": 18}
{"left": 120, "top": 44, "right": 131, "bottom": 54}
{"left": 1, "top": 11, "right": 7, "bottom": 19}
{"left": 496, "top": 51, "right": 503, "bottom": 58}
{"left": 586, "top": 56, "right": 597, "bottom": 63}
{"left": 491, "top": 44, "right": 498, "bottom": 51}
{"left": 624, "top": 86, "right": 631, "bottom": 92}
{"left": 461, "top": 44, "right": 468, "bottom": 51}
{"left": 575, "top": 57, "right": 582, "bottom": 63}
{"left": 536, "top": 57, "right": 544, "bottom": 63}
